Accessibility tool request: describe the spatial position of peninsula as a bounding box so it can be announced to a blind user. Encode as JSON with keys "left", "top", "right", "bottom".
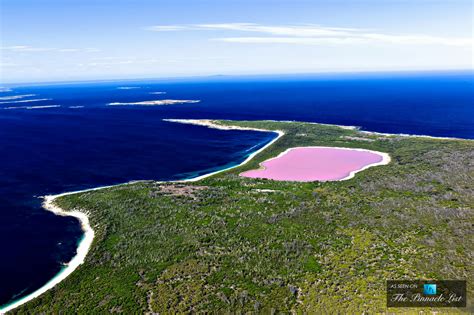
{"left": 7, "top": 120, "right": 473, "bottom": 313}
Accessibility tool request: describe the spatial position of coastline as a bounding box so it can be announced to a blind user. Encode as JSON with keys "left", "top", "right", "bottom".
{"left": 165, "top": 119, "right": 470, "bottom": 141}
{"left": 0, "top": 120, "right": 283, "bottom": 314}
{"left": 163, "top": 119, "right": 285, "bottom": 133}
{"left": 0, "top": 118, "right": 464, "bottom": 313}
{"left": 357, "top": 129, "right": 469, "bottom": 141}
{"left": 287, "top": 119, "right": 471, "bottom": 141}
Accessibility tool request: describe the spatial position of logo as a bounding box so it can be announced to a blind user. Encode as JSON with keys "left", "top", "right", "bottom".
{"left": 424, "top": 284, "right": 437, "bottom": 295}
{"left": 387, "top": 280, "right": 466, "bottom": 307}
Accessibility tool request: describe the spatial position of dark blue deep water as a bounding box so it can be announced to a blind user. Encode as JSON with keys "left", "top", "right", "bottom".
{"left": 0, "top": 71, "right": 473, "bottom": 307}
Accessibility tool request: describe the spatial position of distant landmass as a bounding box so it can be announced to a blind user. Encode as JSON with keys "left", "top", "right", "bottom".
{"left": 107, "top": 99, "right": 200, "bottom": 106}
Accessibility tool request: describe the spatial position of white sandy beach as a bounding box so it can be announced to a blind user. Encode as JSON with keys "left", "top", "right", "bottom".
{"left": 0, "top": 119, "right": 283, "bottom": 314}
{"left": 0, "top": 118, "right": 460, "bottom": 314}
{"left": 0, "top": 194, "right": 94, "bottom": 314}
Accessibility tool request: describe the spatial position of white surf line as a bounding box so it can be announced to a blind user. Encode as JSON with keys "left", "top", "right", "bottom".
{"left": 163, "top": 119, "right": 284, "bottom": 133}
{"left": 165, "top": 120, "right": 285, "bottom": 182}
{"left": 116, "top": 86, "right": 140, "bottom": 90}
{"left": 0, "top": 98, "right": 51, "bottom": 105}
{"left": 266, "top": 119, "right": 358, "bottom": 130}
{"left": 0, "top": 94, "right": 36, "bottom": 101}
{"left": 204, "top": 119, "right": 469, "bottom": 141}
{"left": 4, "top": 105, "right": 62, "bottom": 110}
{"left": 0, "top": 180, "right": 144, "bottom": 314}
{"left": 0, "top": 189, "right": 101, "bottom": 314}
{"left": 239, "top": 146, "right": 391, "bottom": 182}
{"left": 0, "top": 120, "right": 282, "bottom": 314}
{"left": 357, "top": 129, "right": 468, "bottom": 141}
{"left": 0, "top": 118, "right": 464, "bottom": 314}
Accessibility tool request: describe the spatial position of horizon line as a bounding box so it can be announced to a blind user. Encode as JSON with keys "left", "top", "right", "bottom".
{"left": 2, "top": 68, "right": 473, "bottom": 87}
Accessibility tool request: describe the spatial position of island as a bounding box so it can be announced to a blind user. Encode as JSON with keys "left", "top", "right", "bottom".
{"left": 9, "top": 120, "right": 473, "bottom": 313}
{"left": 107, "top": 99, "right": 200, "bottom": 106}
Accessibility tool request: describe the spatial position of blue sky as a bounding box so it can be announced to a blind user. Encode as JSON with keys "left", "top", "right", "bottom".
{"left": 1, "top": 0, "right": 472, "bottom": 83}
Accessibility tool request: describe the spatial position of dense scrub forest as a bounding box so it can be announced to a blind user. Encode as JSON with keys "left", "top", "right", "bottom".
{"left": 16, "top": 120, "right": 473, "bottom": 314}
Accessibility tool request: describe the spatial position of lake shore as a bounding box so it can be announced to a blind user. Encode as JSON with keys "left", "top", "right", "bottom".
{"left": 165, "top": 119, "right": 468, "bottom": 141}
{"left": 5, "top": 119, "right": 472, "bottom": 313}
{"left": 1, "top": 118, "right": 467, "bottom": 313}
{"left": 240, "top": 146, "right": 391, "bottom": 182}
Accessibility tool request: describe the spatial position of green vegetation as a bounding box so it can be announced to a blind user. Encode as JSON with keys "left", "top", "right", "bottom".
{"left": 15, "top": 121, "right": 473, "bottom": 314}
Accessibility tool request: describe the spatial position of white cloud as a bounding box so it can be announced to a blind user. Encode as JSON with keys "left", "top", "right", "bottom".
{"left": 146, "top": 23, "right": 473, "bottom": 47}
{"left": 1, "top": 45, "right": 101, "bottom": 53}
{"left": 195, "top": 23, "right": 356, "bottom": 37}
{"left": 0, "top": 62, "right": 21, "bottom": 67}
{"left": 57, "top": 48, "right": 80, "bottom": 52}
{"left": 1, "top": 45, "right": 54, "bottom": 52}
{"left": 78, "top": 58, "right": 163, "bottom": 68}
{"left": 361, "top": 33, "right": 472, "bottom": 46}
{"left": 214, "top": 37, "right": 367, "bottom": 45}
{"left": 144, "top": 25, "right": 192, "bottom": 31}
{"left": 86, "top": 48, "right": 101, "bottom": 52}
{"left": 78, "top": 56, "right": 230, "bottom": 68}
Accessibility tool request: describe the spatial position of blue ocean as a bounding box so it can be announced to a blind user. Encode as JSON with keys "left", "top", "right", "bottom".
{"left": 0, "top": 71, "right": 473, "bottom": 307}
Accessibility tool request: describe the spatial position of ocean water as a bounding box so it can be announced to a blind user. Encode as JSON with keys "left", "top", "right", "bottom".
{"left": 0, "top": 71, "right": 473, "bottom": 307}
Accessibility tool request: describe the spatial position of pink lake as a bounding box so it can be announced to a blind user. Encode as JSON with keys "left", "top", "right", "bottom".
{"left": 240, "top": 146, "right": 389, "bottom": 182}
